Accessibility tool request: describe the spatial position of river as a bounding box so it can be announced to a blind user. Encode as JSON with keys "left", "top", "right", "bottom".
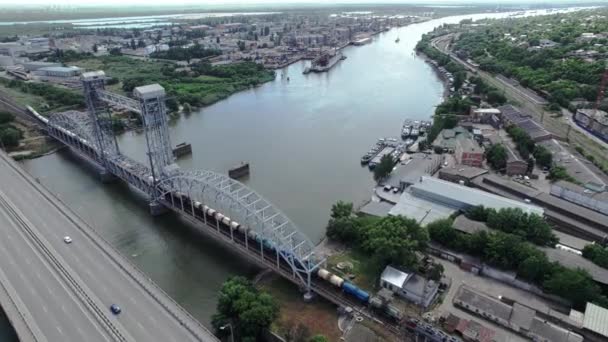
{"left": 6, "top": 9, "right": 575, "bottom": 335}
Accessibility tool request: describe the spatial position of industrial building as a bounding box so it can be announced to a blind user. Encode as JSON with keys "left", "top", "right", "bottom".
{"left": 376, "top": 176, "right": 543, "bottom": 225}
{"left": 574, "top": 109, "right": 608, "bottom": 143}
{"left": 472, "top": 175, "right": 608, "bottom": 242}
{"left": 438, "top": 165, "right": 488, "bottom": 186}
{"left": 454, "top": 286, "right": 584, "bottom": 342}
{"left": 22, "top": 61, "right": 61, "bottom": 72}
{"left": 582, "top": 303, "right": 608, "bottom": 341}
{"left": 498, "top": 105, "right": 552, "bottom": 142}
{"left": 32, "top": 66, "right": 82, "bottom": 77}
{"left": 379, "top": 266, "right": 439, "bottom": 308}
{"left": 454, "top": 136, "right": 484, "bottom": 167}
{"left": 551, "top": 181, "right": 608, "bottom": 216}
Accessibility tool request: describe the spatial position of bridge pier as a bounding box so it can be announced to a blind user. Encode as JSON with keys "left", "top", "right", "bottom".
{"left": 98, "top": 169, "right": 116, "bottom": 183}
{"left": 149, "top": 201, "right": 168, "bottom": 216}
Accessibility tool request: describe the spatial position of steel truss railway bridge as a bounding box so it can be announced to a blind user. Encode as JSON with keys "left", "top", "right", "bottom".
{"left": 24, "top": 71, "right": 409, "bottom": 338}
{"left": 37, "top": 71, "right": 325, "bottom": 296}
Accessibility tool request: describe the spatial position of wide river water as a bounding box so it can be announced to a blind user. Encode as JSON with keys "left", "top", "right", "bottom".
{"left": 0, "top": 9, "right": 572, "bottom": 336}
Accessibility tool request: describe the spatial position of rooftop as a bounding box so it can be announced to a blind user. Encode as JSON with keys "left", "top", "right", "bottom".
{"left": 583, "top": 302, "right": 608, "bottom": 337}
{"left": 388, "top": 190, "right": 457, "bottom": 225}
{"left": 401, "top": 273, "right": 438, "bottom": 298}
{"left": 439, "top": 165, "right": 489, "bottom": 180}
{"left": 134, "top": 84, "right": 166, "bottom": 99}
{"left": 358, "top": 201, "right": 393, "bottom": 217}
{"left": 411, "top": 176, "right": 544, "bottom": 216}
{"left": 380, "top": 266, "right": 410, "bottom": 289}
{"left": 452, "top": 215, "right": 490, "bottom": 235}
{"left": 455, "top": 286, "right": 513, "bottom": 322}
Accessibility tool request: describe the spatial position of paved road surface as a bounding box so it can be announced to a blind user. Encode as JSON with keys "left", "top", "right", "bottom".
{"left": 0, "top": 150, "right": 218, "bottom": 342}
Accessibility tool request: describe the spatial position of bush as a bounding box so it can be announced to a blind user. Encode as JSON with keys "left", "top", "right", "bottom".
{"left": 548, "top": 166, "right": 577, "bottom": 183}
{"left": 0, "top": 126, "right": 22, "bottom": 147}
{"left": 0, "top": 111, "right": 14, "bottom": 124}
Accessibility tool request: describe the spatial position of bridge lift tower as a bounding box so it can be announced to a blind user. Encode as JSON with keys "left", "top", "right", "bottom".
{"left": 81, "top": 71, "right": 120, "bottom": 179}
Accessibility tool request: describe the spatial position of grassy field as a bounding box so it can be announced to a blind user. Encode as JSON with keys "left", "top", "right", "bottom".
{"left": 0, "top": 83, "right": 46, "bottom": 108}
{"left": 72, "top": 56, "right": 275, "bottom": 107}
{"left": 326, "top": 249, "right": 383, "bottom": 292}
{"left": 259, "top": 275, "right": 341, "bottom": 341}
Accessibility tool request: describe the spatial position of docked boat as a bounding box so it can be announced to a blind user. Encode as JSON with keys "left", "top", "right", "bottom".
{"left": 410, "top": 128, "right": 419, "bottom": 138}
{"left": 401, "top": 119, "right": 413, "bottom": 139}
{"left": 309, "top": 51, "right": 345, "bottom": 73}
{"left": 404, "top": 138, "right": 415, "bottom": 147}
{"left": 361, "top": 153, "right": 373, "bottom": 164}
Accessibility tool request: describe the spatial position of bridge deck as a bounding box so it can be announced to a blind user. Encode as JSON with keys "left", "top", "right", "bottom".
{"left": 0, "top": 150, "right": 218, "bottom": 342}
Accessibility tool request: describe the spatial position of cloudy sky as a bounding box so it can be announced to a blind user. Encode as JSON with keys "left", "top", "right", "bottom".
{"left": 0, "top": 0, "right": 572, "bottom": 6}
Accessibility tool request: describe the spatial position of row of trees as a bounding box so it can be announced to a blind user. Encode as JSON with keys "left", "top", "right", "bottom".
{"left": 469, "top": 76, "right": 507, "bottom": 106}
{"left": 466, "top": 206, "right": 557, "bottom": 247}
{"left": 326, "top": 201, "right": 429, "bottom": 269}
{"left": 427, "top": 218, "right": 607, "bottom": 309}
{"left": 150, "top": 44, "right": 221, "bottom": 62}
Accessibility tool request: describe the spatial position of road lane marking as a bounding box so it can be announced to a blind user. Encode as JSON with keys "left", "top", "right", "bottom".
{"left": 56, "top": 326, "right": 64, "bottom": 335}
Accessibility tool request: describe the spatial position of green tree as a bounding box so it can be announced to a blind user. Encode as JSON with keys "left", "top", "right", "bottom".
{"left": 427, "top": 263, "right": 444, "bottom": 281}
{"left": 548, "top": 166, "right": 576, "bottom": 182}
{"left": 486, "top": 144, "right": 508, "bottom": 170}
{"left": 309, "top": 335, "right": 328, "bottom": 342}
{"left": 427, "top": 218, "right": 457, "bottom": 247}
{"left": 486, "top": 90, "right": 507, "bottom": 105}
{"left": 0, "top": 126, "right": 21, "bottom": 148}
{"left": 92, "top": 43, "right": 98, "bottom": 53}
{"left": 109, "top": 47, "right": 122, "bottom": 56}
{"left": 182, "top": 102, "right": 192, "bottom": 114}
{"left": 0, "top": 111, "right": 14, "bottom": 124}
{"left": 465, "top": 205, "right": 492, "bottom": 222}
{"left": 518, "top": 254, "right": 553, "bottom": 283}
{"left": 373, "top": 154, "right": 394, "bottom": 182}
{"left": 165, "top": 98, "right": 179, "bottom": 113}
{"left": 543, "top": 268, "right": 602, "bottom": 309}
{"left": 361, "top": 216, "right": 429, "bottom": 267}
{"left": 533, "top": 145, "right": 553, "bottom": 168}
{"left": 582, "top": 244, "right": 608, "bottom": 269}
{"left": 330, "top": 201, "right": 353, "bottom": 220}
{"left": 211, "top": 276, "right": 279, "bottom": 341}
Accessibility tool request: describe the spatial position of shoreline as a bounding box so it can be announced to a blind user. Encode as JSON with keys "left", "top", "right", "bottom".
{"left": 415, "top": 51, "right": 451, "bottom": 101}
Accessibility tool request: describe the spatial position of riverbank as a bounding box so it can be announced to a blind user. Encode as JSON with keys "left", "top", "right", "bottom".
{"left": 18, "top": 10, "right": 511, "bottom": 332}
{"left": 71, "top": 56, "right": 275, "bottom": 109}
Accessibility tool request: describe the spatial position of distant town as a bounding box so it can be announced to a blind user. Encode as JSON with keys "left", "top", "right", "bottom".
{"left": 1, "top": 3, "right": 608, "bottom": 342}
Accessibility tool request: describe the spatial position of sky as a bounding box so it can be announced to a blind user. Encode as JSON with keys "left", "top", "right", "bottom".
{"left": 0, "top": 0, "right": 583, "bottom": 6}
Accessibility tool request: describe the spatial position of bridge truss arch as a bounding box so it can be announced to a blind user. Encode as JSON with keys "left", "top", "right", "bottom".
{"left": 48, "top": 111, "right": 96, "bottom": 144}
{"left": 155, "top": 170, "right": 323, "bottom": 290}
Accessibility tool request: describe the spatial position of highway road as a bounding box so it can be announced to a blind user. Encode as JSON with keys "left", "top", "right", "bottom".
{"left": 0, "top": 150, "right": 218, "bottom": 342}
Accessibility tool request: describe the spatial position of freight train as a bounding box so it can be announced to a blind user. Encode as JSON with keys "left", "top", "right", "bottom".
{"left": 166, "top": 191, "right": 403, "bottom": 320}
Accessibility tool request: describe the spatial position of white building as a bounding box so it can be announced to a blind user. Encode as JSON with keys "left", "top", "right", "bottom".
{"left": 380, "top": 266, "right": 439, "bottom": 308}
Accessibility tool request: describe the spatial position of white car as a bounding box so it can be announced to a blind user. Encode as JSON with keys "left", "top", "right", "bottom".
{"left": 63, "top": 236, "right": 72, "bottom": 244}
